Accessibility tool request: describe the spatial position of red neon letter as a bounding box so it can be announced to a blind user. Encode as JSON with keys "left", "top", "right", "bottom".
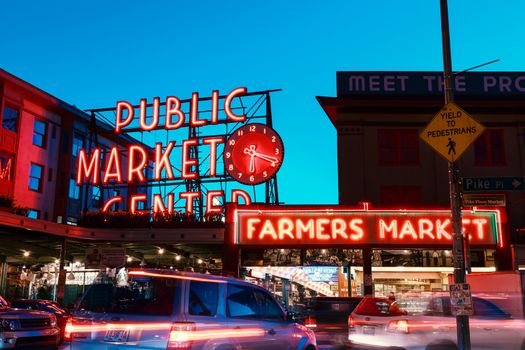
{"left": 190, "top": 92, "right": 206, "bottom": 127}
{"left": 115, "top": 101, "right": 134, "bottom": 133}
{"left": 399, "top": 220, "right": 418, "bottom": 240}
{"left": 278, "top": 219, "right": 295, "bottom": 240}
{"left": 316, "top": 219, "right": 330, "bottom": 240}
{"left": 203, "top": 137, "right": 223, "bottom": 177}
{"left": 211, "top": 90, "right": 219, "bottom": 124}
{"left": 349, "top": 219, "right": 364, "bottom": 241}
{"left": 180, "top": 191, "right": 200, "bottom": 213}
{"left": 154, "top": 142, "right": 175, "bottom": 180}
{"left": 128, "top": 146, "right": 147, "bottom": 183}
{"left": 247, "top": 218, "right": 261, "bottom": 239}
{"left": 472, "top": 219, "right": 487, "bottom": 239}
{"left": 418, "top": 219, "right": 435, "bottom": 240}
{"left": 231, "top": 190, "right": 251, "bottom": 205}
{"left": 103, "top": 146, "right": 123, "bottom": 183}
{"left": 130, "top": 194, "right": 147, "bottom": 214}
{"left": 153, "top": 193, "right": 174, "bottom": 214}
{"left": 296, "top": 219, "right": 315, "bottom": 239}
{"left": 139, "top": 97, "right": 160, "bottom": 131}
{"left": 224, "top": 87, "right": 247, "bottom": 122}
{"left": 206, "top": 190, "right": 224, "bottom": 216}
{"left": 379, "top": 219, "right": 397, "bottom": 239}
{"left": 76, "top": 148, "right": 100, "bottom": 185}
{"left": 259, "top": 220, "right": 278, "bottom": 240}
{"left": 182, "top": 139, "right": 198, "bottom": 179}
{"left": 166, "top": 96, "right": 185, "bottom": 129}
{"left": 102, "top": 196, "right": 123, "bottom": 212}
{"left": 436, "top": 219, "right": 452, "bottom": 240}
{"left": 331, "top": 219, "right": 348, "bottom": 239}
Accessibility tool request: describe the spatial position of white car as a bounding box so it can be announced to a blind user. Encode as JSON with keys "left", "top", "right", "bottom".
{"left": 348, "top": 295, "right": 525, "bottom": 350}
{"left": 62, "top": 269, "right": 316, "bottom": 350}
{"left": 0, "top": 295, "right": 60, "bottom": 349}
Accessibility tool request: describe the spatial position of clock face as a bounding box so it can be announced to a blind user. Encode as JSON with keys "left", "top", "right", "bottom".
{"left": 224, "top": 123, "right": 284, "bottom": 185}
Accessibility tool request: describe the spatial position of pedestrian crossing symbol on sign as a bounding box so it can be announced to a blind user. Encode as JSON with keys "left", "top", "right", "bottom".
{"left": 420, "top": 102, "right": 485, "bottom": 162}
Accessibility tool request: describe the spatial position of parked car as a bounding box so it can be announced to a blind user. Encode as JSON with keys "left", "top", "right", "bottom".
{"left": 348, "top": 295, "right": 525, "bottom": 350}
{"left": 0, "top": 294, "right": 60, "bottom": 349}
{"left": 11, "top": 299, "right": 70, "bottom": 342}
{"left": 304, "top": 296, "right": 363, "bottom": 349}
{"left": 62, "top": 269, "right": 317, "bottom": 349}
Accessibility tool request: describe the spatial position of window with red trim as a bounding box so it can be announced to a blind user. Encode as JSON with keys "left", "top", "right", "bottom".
{"left": 474, "top": 129, "right": 505, "bottom": 166}
{"left": 380, "top": 186, "right": 421, "bottom": 206}
{"left": 378, "top": 129, "right": 419, "bottom": 165}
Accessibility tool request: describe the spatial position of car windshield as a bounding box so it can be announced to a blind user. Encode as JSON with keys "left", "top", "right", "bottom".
{"left": 78, "top": 272, "right": 179, "bottom": 316}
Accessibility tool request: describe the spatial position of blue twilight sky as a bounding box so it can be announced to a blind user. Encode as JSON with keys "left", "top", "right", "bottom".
{"left": 2, "top": 1, "right": 525, "bottom": 205}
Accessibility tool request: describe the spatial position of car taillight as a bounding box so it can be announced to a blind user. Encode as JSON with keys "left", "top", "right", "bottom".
{"left": 63, "top": 318, "right": 73, "bottom": 342}
{"left": 167, "top": 322, "right": 196, "bottom": 350}
{"left": 348, "top": 315, "right": 355, "bottom": 329}
{"left": 387, "top": 320, "right": 409, "bottom": 334}
{"left": 304, "top": 316, "right": 316, "bottom": 328}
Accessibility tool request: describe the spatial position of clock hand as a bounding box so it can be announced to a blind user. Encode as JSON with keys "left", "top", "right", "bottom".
{"left": 253, "top": 151, "right": 279, "bottom": 166}
{"left": 243, "top": 145, "right": 257, "bottom": 173}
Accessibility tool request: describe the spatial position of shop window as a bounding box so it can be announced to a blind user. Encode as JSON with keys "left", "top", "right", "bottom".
{"left": 227, "top": 284, "right": 258, "bottom": 318}
{"left": 2, "top": 104, "right": 19, "bottom": 132}
{"left": 69, "top": 178, "right": 80, "bottom": 200}
{"left": 0, "top": 154, "right": 13, "bottom": 181}
{"left": 474, "top": 129, "right": 505, "bottom": 166}
{"left": 189, "top": 281, "right": 218, "bottom": 316}
{"left": 26, "top": 209, "right": 39, "bottom": 219}
{"left": 378, "top": 129, "right": 419, "bottom": 165}
{"left": 380, "top": 186, "right": 421, "bottom": 206}
{"left": 29, "top": 163, "right": 44, "bottom": 192}
{"left": 32, "top": 119, "right": 47, "bottom": 148}
{"left": 92, "top": 186, "right": 101, "bottom": 208}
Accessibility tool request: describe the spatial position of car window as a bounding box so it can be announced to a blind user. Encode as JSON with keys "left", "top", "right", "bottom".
{"left": 189, "top": 281, "right": 218, "bottom": 316}
{"left": 227, "top": 284, "right": 258, "bottom": 319}
{"left": 79, "top": 275, "right": 178, "bottom": 316}
{"left": 253, "top": 289, "right": 284, "bottom": 321}
{"left": 354, "top": 298, "right": 406, "bottom": 316}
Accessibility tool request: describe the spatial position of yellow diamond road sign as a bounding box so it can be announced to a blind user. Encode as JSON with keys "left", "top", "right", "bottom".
{"left": 420, "top": 102, "right": 485, "bottom": 162}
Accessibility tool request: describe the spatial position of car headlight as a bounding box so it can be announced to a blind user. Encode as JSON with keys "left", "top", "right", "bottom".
{"left": 0, "top": 319, "right": 20, "bottom": 331}
{"left": 49, "top": 315, "right": 57, "bottom": 327}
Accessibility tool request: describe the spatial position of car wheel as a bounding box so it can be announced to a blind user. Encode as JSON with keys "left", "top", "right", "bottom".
{"left": 426, "top": 340, "right": 457, "bottom": 350}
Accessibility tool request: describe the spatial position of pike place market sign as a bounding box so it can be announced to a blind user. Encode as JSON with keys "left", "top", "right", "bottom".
{"left": 233, "top": 208, "right": 502, "bottom": 247}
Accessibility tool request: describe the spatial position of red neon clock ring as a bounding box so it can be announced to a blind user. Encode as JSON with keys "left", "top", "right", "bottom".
{"left": 224, "top": 123, "right": 284, "bottom": 185}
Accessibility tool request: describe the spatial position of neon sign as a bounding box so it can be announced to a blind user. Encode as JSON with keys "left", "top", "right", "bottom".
{"left": 234, "top": 208, "right": 502, "bottom": 247}
{"left": 76, "top": 88, "right": 281, "bottom": 216}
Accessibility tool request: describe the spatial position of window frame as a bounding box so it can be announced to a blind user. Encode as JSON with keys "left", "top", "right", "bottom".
{"left": 28, "top": 163, "right": 44, "bottom": 192}
{"left": 32, "top": 118, "right": 48, "bottom": 148}
{"left": 253, "top": 287, "right": 285, "bottom": 321}
{"left": 474, "top": 129, "right": 506, "bottom": 166}
{"left": 226, "top": 283, "right": 259, "bottom": 320}
{"left": 1, "top": 103, "right": 20, "bottom": 133}
{"left": 188, "top": 281, "right": 219, "bottom": 317}
{"left": 377, "top": 129, "right": 420, "bottom": 166}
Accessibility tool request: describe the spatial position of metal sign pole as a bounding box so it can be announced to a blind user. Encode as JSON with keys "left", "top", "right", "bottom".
{"left": 440, "top": 0, "right": 471, "bottom": 349}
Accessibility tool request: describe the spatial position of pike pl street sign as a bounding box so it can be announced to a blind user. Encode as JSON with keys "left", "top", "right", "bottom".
{"left": 463, "top": 177, "right": 525, "bottom": 192}
{"left": 420, "top": 102, "right": 485, "bottom": 162}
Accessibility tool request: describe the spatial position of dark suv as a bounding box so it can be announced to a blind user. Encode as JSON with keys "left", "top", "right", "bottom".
{"left": 305, "top": 296, "right": 363, "bottom": 349}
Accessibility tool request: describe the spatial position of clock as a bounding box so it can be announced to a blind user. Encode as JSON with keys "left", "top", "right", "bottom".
{"left": 224, "top": 123, "right": 284, "bottom": 185}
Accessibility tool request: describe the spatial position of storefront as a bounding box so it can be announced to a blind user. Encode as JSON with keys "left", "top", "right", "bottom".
{"left": 224, "top": 204, "right": 503, "bottom": 308}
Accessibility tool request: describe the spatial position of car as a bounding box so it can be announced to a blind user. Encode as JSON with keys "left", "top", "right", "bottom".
{"left": 304, "top": 296, "right": 363, "bottom": 349}
{"left": 10, "top": 299, "right": 70, "bottom": 342}
{"left": 348, "top": 295, "right": 525, "bottom": 350}
{"left": 62, "top": 268, "right": 317, "bottom": 349}
{"left": 0, "top": 294, "right": 60, "bottom": 349}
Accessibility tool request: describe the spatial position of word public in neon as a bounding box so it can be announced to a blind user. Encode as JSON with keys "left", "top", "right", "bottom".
{"left": 234, "top": 208, "right": 502, "bottom": 247}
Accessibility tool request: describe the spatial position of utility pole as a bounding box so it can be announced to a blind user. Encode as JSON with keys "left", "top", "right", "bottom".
{"left": 439, "top": 0, "right": 471, "bottom": 349}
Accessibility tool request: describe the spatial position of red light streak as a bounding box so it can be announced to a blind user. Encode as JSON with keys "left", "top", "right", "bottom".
{"left": 128, "top": 270, "right": 227, "bottom": 283}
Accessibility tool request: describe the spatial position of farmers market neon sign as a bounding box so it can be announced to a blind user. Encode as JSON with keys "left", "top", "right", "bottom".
{"left": 234, "top": 208, "right": 502, "bottom": 247}
{"left": 76, "top": 88, "right": 257, "bottom": 215}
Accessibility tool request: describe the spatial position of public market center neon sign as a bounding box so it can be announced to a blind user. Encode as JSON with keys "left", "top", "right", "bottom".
{"left": 234, "top": 208, "right": 502, "bottom": 247}
{"left": 75, "top": 88, "right": 272, "bottom": 215}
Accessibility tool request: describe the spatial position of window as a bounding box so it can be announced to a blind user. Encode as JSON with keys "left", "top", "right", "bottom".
{"left": 380, "top": 186, "right": 421, "bottom": 206}
{"left": 0, "top": 155, "right": 13, "bottom": 181}
{"left": 72, "top": 133, "right": 84, "bottom": 157}
{"left": 32, "top": 119, "right": 47, "bottom": 148}
{"left": 29, "top": 163, "right": 44, "bottom": 192}
{"left": 253, "top": 289, "right": 284, "bottom": 320}
{"left": 227, "top": 284, "right": 258, "bottom": 318}
{"left": 2, "top": 105, "right": 19, "bottom": 132}
{"left": 92, "top": 186, "right": 101, "bottom": 207}
{"left": 26, "top": 210, "right": 39, "bottom": 219}
{"left": 378, "top": 129, "right": 419, "bottom": 165}
{"left": 69, "top": 178, "right": 80, "bottom": 199}
{"left": 189, "top": 281, "right": 218, "bottom": 316}
{"left": 474, "top": 130, "right": 505, "bottom": 166}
